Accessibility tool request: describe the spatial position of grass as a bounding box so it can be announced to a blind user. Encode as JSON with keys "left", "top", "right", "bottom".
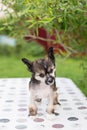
{"left": 0, "top": 56, "right": 87, "bottom": 96}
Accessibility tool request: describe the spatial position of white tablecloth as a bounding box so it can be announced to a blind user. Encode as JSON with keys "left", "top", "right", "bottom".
{"left": 0, "top": 78, "right": 87, "bottom": 130}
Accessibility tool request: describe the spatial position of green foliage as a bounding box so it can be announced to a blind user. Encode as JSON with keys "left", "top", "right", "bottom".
{"left": 0, "top": 39, "right": 45, "bottom": 57}
{"left": 79, "top": 57, "right": 87, "bottom": 96}
{"left": 0, "top": 0, "right": 87, "bottom": 56}
{"left": 0, "top": 0, "right": 87, "bottom": 35}
{"left": 0, "top": 44, "right": 15, "bottom": 56}
{"left": 15, "top": 39, "right": 45, "bottom": 57}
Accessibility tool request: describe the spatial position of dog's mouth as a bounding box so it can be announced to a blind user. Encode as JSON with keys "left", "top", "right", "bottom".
{"left": 45, "top": 76, "right": 54, "bottom": 85}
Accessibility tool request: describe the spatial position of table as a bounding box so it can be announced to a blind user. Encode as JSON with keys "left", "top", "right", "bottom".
{"left": 0, "top": 78, "right": 87, "bottom": 130}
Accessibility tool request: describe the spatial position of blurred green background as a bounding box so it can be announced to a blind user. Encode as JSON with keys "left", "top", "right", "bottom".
{"left": 0, "top": 39, "right": 87, "bottom": 96}
{"left": 0, "top": 0, "right": 87, "bottom": 96}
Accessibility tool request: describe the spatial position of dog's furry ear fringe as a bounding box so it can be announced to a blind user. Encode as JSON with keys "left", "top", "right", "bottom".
{"left": 48, "top": 47, "right": 55, "bottom": 65}
{"left": 22, "top": 58, "right": 33, "bottom": 72}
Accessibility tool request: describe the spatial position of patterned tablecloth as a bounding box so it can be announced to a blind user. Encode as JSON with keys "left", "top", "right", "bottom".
{"left": 0, "top": 78, "right": 87, "bottom": 130}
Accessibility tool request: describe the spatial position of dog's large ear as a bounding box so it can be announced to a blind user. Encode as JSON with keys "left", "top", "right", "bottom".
{"left": 22, "top": 58, "right": 33, "bottom": 72}
{"left": 48, "top": 47, "right": 55, "bottom": 65}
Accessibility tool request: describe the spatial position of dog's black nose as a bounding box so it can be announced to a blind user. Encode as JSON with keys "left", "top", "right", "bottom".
{"left": 48, "top": 77, "right": 54, "bottom": 83}
{"left": 46, "top": 76, "right": 54, "bottom": 85}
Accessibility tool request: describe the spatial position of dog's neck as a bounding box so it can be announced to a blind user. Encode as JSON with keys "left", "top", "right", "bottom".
{"left": 30, "top": 76, "right": 40, "bottom": 84}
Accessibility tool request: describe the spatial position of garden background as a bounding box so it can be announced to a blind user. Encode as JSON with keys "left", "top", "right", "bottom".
{"left": 0, "top": 0, "right": 87, "bottom": 96}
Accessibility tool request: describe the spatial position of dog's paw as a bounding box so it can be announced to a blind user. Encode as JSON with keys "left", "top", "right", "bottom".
{"left": 53, "top": 91, "right": 59, "bottom": 105}
{"left": 46, "top": 106, "right": 54, "bottom": 114}
{"left": 53, "top": 100, "right": 58, "bottom": 105}
{"left": 29, "top": 105, "right": 37, "bottom": 116}
{"left": 53, "top": 100, "right": 61, "bottom": 105}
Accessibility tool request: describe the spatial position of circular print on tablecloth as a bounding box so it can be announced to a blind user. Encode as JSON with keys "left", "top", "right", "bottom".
{"left": 78, "top": 106, "right": 87, "bottom": 110}
{"left": 18, "top": 104, "right": 27, "bottom": 107}
{"left": 0, "top": 118, "right": 10, "bottom": 123}
{"left": 67, "top": 89, "right": 73, "bottom": 92}
{"left": 75, "top": 102, "right": 83, "bottom": 105}
{"left": 10, "top": 87, "right": 16, "bottom": 89}
{"left": 34, "top": 118, "right": 44, "bottom": 122}
{"left": 16, "top": 119, "right": 27, "bottom": 123}
{"left": 84, "top": 117, "right": 87, "bottom": 120}
{"left": 63, "top": 107, "right": 72, "bottom": 110}
{"left": 68, "top": 92, "right": 76, "bottom": 94}
{"left": 18, "top": 100, "right": 27, "bottom": 103}
{"left": 8, "top": 93, "right": 15, "bottom": 95}
{"left": 3, "top": 108, "right": 12, "bottom": 112}
{"left": 15, "top": 125, "right": 27, "bottom": 129}
{"left": 0, "top": 90, "right": 4, "bottom": 92}
{"left": 20, "top": 93, "right": 27, "bottom": 95}
{"left": 5, "top": 100, "right": 14, "bottom": 103}
{"left": 68, "top": 117, "right": 79, "bottom": 121}
{"left": 73, "top": 99, "right": 80, "bottom": 101}
{"left": 59, "top": 99, "right": 67, "bottom": 102}
{"left": 18, "top": 108, "right": 27, "bottom": 112}
{"left": 52, "top": 124, "right": 64, "bottom": 128}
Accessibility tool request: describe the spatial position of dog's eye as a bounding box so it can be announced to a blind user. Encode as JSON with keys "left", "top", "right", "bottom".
{"left": 39, "top": 73, "right": 45, "bottom": 77}
{"left": 49, "top": 69, "right": 53, "bottom": 73}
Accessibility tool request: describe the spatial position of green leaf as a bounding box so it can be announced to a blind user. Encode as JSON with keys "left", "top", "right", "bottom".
{"left": 58, "top": 17, "right": 63, "bottom": 23}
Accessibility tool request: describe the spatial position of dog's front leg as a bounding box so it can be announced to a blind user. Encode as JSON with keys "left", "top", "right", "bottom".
{"left": 46, "top": 90, "right": 54, "bottom": 114}
{"left": 29, "top": 92, "right": 37, "bottom": 116}
{"left": 53, "top": 91, "right": 59, "bottom": 105}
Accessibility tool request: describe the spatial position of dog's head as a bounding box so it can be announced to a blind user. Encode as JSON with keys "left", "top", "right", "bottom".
{"left": 22, "top": 47, "right": 56, "bottom": 85}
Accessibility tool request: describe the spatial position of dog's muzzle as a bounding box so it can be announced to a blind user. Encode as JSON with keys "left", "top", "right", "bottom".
{"left": 45, "top": 76, "right": 54, "bottom": 85}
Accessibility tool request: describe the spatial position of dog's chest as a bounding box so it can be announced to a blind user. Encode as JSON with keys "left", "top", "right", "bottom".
{"left": 33, "top": 82, "right": 52, "bottom": 98}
